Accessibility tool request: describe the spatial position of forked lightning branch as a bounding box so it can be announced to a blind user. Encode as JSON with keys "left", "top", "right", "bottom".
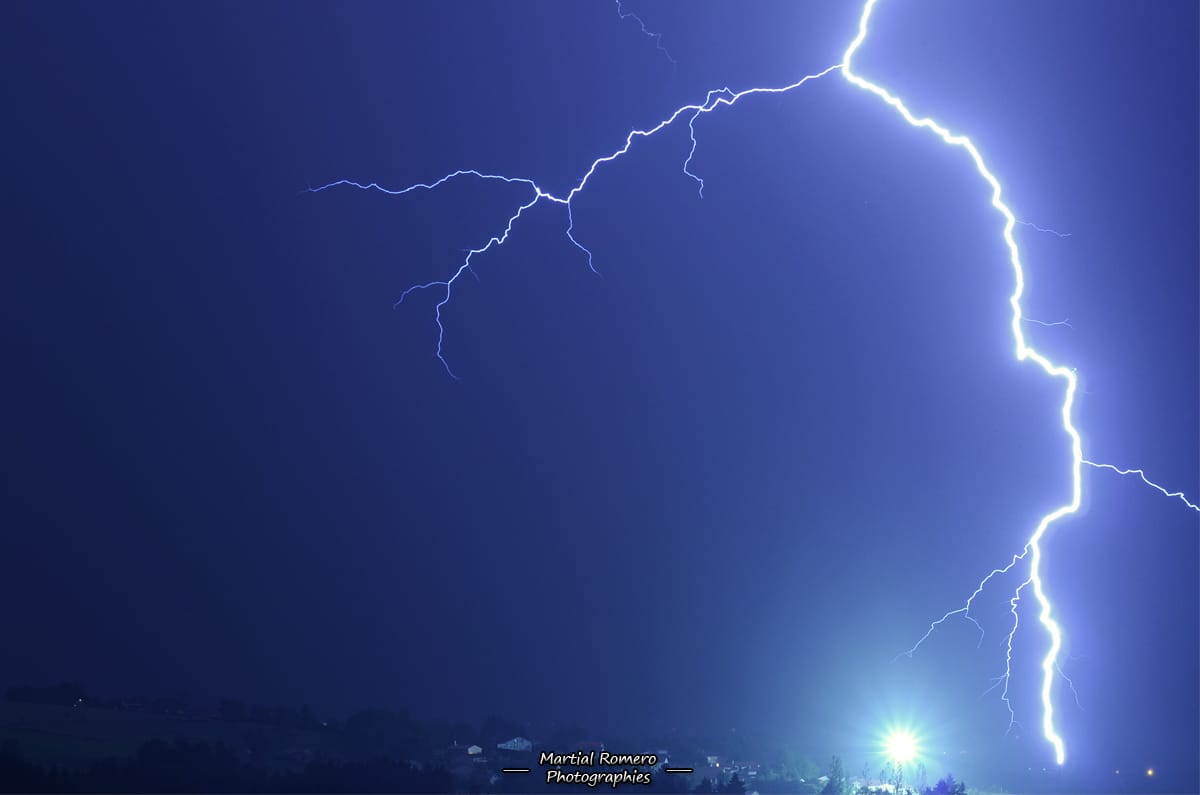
{"left": 311, "top": 0, "right": 1200, "bottom": 766}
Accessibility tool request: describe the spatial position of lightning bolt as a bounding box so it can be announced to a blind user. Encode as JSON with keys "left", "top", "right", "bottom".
{"left": 310, "top": 0, "right": 1197, "bottom": 767}
{"left": 843, "top": 0, "right": 1193, "bottom": 764}
{"left": 841, "top": 0, "right": 1082, "bottom": 763}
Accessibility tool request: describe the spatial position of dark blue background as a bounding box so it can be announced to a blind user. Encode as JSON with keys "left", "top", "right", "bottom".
{"left": 4, "top": 1, "right": 1196, "bottom": 791}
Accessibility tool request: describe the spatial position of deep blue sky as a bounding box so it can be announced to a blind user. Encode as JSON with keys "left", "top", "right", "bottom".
{"left": 3, "top": 1, "right": 1196, "bottom": 792}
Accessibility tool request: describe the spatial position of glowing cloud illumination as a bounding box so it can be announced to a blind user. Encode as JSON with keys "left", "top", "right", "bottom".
{"left": 310, "top": 0, "right": 1199, "bottom": 767}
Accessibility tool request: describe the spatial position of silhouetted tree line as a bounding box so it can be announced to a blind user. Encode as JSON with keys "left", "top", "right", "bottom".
{"left": 923, "top": 774, "right": 966, "bottom": 795}
{"left": 691, "top": 772, "right": 747, "bottom": 794}
{"left": 853, "top": 772, "right": 967, "bottom": 795}
{"left": 218, "top": 700, "right": 328, "bottom": 731}
{"left": 3, "top": 684, "right": 968, "bottom": 795}
{"left": 5, "top": 683, "right": 335, "bottom": 731}
{"left": 7, "top": 683, "right": 190, "bottom": 717}
{"left": 5, "top": 683, "right": 88, "bottom": 708}
{"left": 0, "top": 738, "right": 452, "bottom": 794}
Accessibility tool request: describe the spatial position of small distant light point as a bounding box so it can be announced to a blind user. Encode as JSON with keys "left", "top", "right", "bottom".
{"left": 1146, "top": 767, "right": 1154, "bottom": 778}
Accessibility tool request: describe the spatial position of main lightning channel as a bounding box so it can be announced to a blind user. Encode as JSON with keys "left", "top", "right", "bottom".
{"left": 842, "top": 0, "right": 1077, "bottom": 764}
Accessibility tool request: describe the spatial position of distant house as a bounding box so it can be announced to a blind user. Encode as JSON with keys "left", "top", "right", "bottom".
{"left": 729, "top": 760, "right": 761, "bottom": 778}
{"left": 467, "top": 745, "right": 483, "bottom": 756}
{"left": 497, "top": 736, "right": 532, "bottom": 752}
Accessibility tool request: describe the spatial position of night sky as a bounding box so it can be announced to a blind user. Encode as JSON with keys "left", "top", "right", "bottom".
{"left": 4, "top": 1, "right": 1197, "bottom": 792}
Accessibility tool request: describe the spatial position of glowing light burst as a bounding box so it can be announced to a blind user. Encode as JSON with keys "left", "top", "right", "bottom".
{"left": 310, "top": 0, "right": 1200, "bottom": 767}
{"left": 883, "top": 728, "right": 920, "bottom": 765}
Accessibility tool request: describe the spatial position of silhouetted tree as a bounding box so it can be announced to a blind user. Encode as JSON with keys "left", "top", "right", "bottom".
{"left": 0, "top": 736, "right": 456, "bottom": 793}
{"left": 278, "top": 756, "right": 453, "bottom": 793}
{"left": 722, "top": 772, "right": 746, "bottom": 794}
{"left": 924, "top": 774, "right": 966, "bottom": 795}
{"left": 823, "top": 755, "right": 846, "bottom": 794}
{"left": 0, "top": 740, "right": 55, "bottom": 793}
{"left": 243, "top": 727, "right": 270, "bottom": 761}
{"left": 648, "top": 766, "right": 691, "bottom": 794}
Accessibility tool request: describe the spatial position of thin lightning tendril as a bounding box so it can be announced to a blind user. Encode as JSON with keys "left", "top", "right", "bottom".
{"left": 1017, "top": 219, "right": 1072, "bottom": 239}
{"left": 310, "top": 0, "right": 1198, "bottom": 765}
{"left": 614, "top": 0, "right": 676, "bottom": 67}
{"left": 999, "top": 580, "right": 1028, "bottom": 735}
{"left": 1023, "top": 316, "right": 1072, "bottom": 329}
{"left": 1056, "top": 661, "right": 1085, "bottom": 713}
{"left": 309, "top": 63, "right": 842, "bottom": 376}
{"left": 1082, "top": 460, "right": 1200, "bottom": 513}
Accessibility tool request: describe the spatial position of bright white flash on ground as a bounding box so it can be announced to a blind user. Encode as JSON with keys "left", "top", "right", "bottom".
{"left": 884, "top": 729, "right": 919, "bottom": 765}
